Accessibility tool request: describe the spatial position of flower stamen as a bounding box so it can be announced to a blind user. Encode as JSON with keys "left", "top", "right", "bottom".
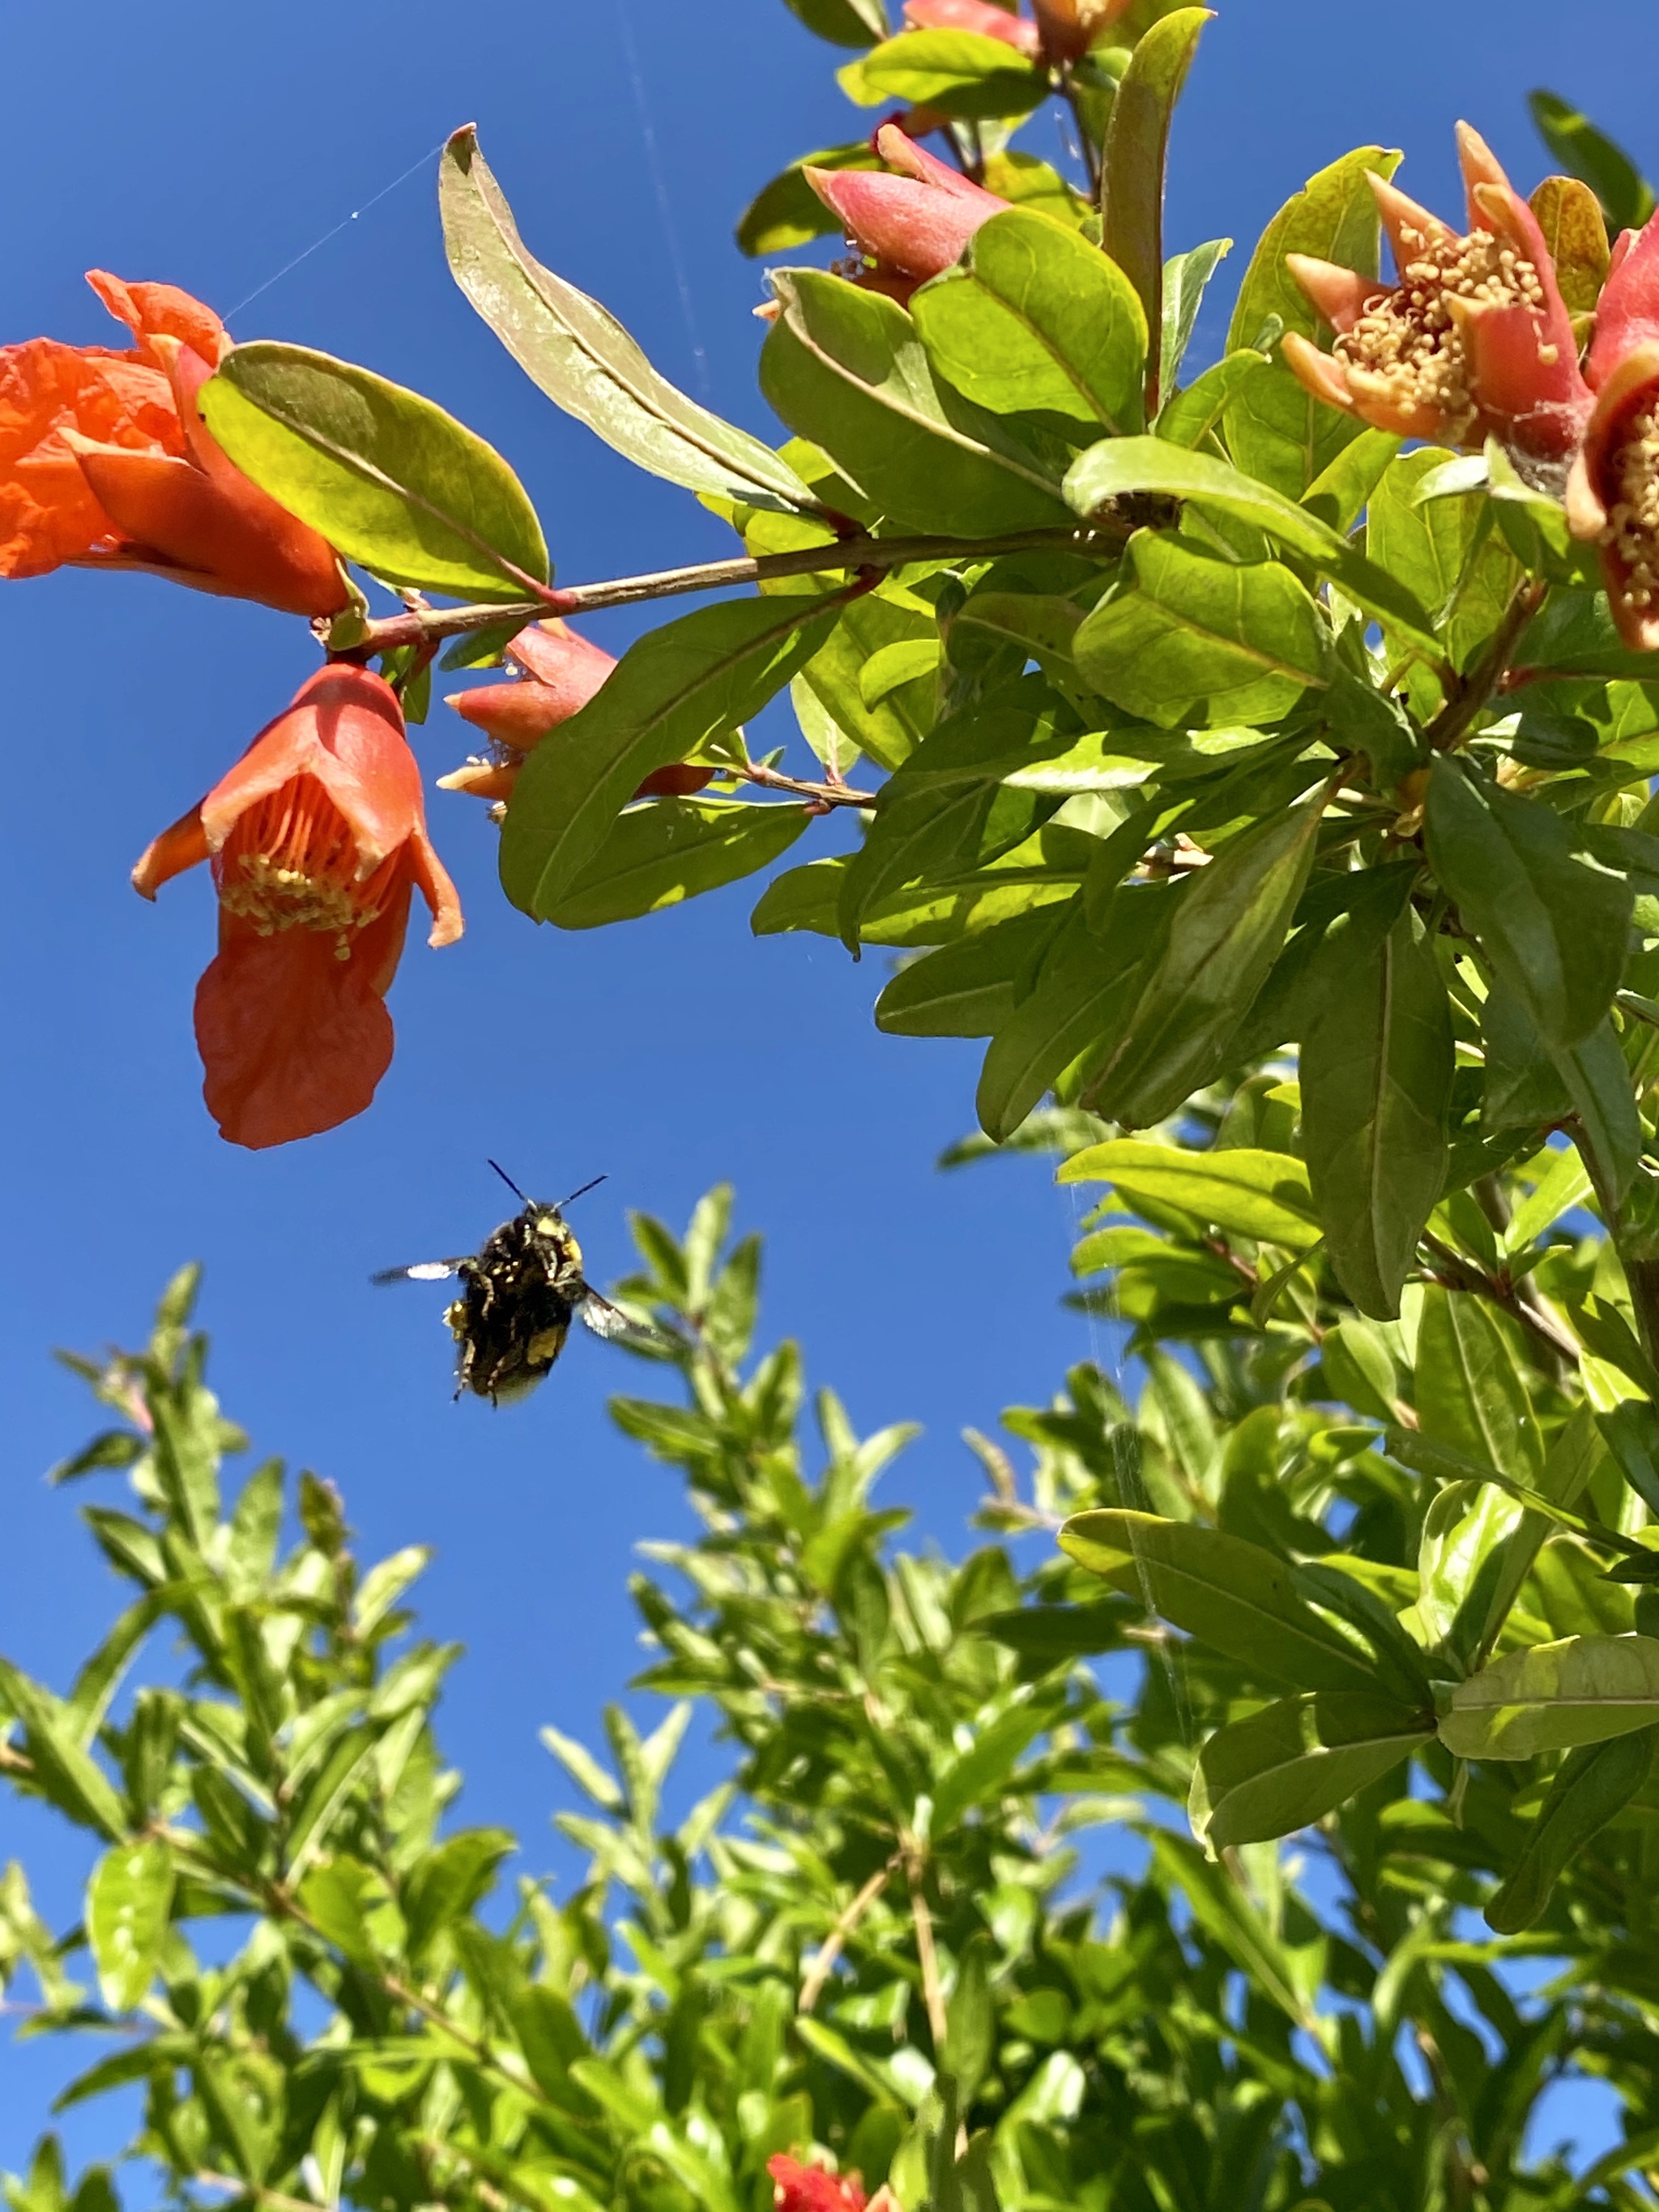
{"left": 1601, "top": 402, "right": 1659, "bottom": 616}
{"left": 215, "top": 774, "right": 400, "bottom": 957}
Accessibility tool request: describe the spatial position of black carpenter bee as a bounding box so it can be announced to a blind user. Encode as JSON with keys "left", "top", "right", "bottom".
{"left": 373, "top": 1164, "right": 644, "bottom": 1404}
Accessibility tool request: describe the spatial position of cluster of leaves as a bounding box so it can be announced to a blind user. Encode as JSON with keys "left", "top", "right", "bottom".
{"left": 9, "top": 1183, "right": 1659, "bottom": 2212}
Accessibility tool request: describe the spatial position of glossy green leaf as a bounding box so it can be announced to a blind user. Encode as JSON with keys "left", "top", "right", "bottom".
{"left": 912, "top": 209, "right": 1148, "bottom": 436}
{"left": 0, "top": 1660, "right": 126, "bottom": 1840}
{"left": 761, "top": 271, "right": 1073, "bottom": 535}
{"left": 1190, "top": 1692, "right": 1431, "bottom": 1849}
{"left": 1155, "top": 348, "right": 1267, "bottom": 450}
{"left": 1227, "top": 144, "right": 1401, "bottom": 352}
{"left": 975, "top": 889, "right": 1171, "bottom": 1141}
{"left": 1059, "top": 1511, "right": 1385, "bottom": 1693}
{"left": 1074, "top": 531, "right": 1330, "bottom": 728}
{"left": 1424, "top": 757, "right": 1632, "bottom": 1049}
{"left": 203, "top": 343, "right": 547, "bottom": 600}
{"left": 1060, "top": 1136, "right": 1319, "bottom": 1247}
{"left": 1301, "top": 426, "right": 1401, "bottom": 533}
{"left": 86, "top": 1840, "right": 173, "bottom": 2014}
{"left": 1160, "top": 237, "right": 1231, "bottom": 401}
{"left": 1222, "top": 145, "right": 1398, "bottom": 497}
{"left": 1555, "top": 1017, "right": 1642, "bottom": 1204}
{"left": 540, "top": 799, "right": 810, "bottom": 931}
{"left": 838, "top": 30, "right": 1047, "bottom": 119}
{"left": 1529, "top": 175, "right": 1612, "bottom": 317}
{"left": 1089, "top": 795, "right": 1326, "bottom": 1125}
{"left": 1062, "top": 433, "right": 1440, "bottom": 654}
{"left": 876, "top": 909, "right": 1064, "bottom": 1038}
{"left": 783, "top": 0, "right": 889, "bottom": 48}
{"left": 1099, "top": 8, "right": 1211, "bottom": 403}
{"left": 441, "top": 130, "right": 815, "bottom": 514}
{"left": 1486, "top": 1727, "right": 1657, "bottom": 1933}
{"left": 1367, "top": 446, "right": 1520, "bottom": 673}
{"left": 1441, "top": 1634, "right": 1659, "bottom": 1759}
{"left": 797, "top": 592, "right": 937, "bottom": 774}
{"left": 501, "top": 595, "right": 841, "bottom": 918}
{"left": 1417, "top": 1283, "right": 1543, "bottom": 1481}
{"left": 1300, "top": 906, "right": 1451, "bottom": 1319}
{"left": 1529, "top": 91, "right": 1656, "bottom": 236}
{"left": 736, "top": 145, "right": 878, "bottom": 256}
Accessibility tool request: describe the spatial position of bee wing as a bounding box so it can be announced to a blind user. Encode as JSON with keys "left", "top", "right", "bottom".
{"left": 576, "top": 1288, "right": 671, "bottom": 1349}
{"left": 371, "top": 1259, "right": 471, "bottom": 1285}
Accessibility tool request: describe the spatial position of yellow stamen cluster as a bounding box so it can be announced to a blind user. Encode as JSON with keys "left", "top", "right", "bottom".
{"left": 215, "top": 776, "right": 395, "bottom": 960}
{"left": 1602, "top": 402, "right": 1659, "bottom": 612}
{"left": 1334, "top": 224, "right": 1546, "bottom": 436}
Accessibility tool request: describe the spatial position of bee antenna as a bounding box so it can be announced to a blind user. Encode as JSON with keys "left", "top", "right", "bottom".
{"left": 557, "top": 1174, "right": 608, "bottom": 1209}
{"left": 488, "top": 1159, "right": 531, "bottom": 1206}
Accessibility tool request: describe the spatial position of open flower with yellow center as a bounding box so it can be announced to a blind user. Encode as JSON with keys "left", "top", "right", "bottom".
{"left": 1282, "top": 124, "right": 1591, "bottom": 479}
{"left": 1567, "top": 208, "right": 1659, "bottom": 649}
{"left": 133, "top": 665, "right": 461, "bottom": 1150}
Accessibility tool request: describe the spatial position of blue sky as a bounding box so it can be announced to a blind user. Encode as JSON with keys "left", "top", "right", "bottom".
{"left": 2, "top": 0, "right": 1654, "bottom": 2181}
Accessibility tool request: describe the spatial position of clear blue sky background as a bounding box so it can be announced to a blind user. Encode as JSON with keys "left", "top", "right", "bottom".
{"left": 3, "top": 0, "right": 1654, "bottom": 2184}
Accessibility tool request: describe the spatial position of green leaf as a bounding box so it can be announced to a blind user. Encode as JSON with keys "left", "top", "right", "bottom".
{"left": 1155, "top": 348, "right": 1267, "bottom": 450}
{"left": 1367, "top": 446, "right": 1519, "bottom": 673}
{"left": 1088, "top": 795, "right": 1326, "bottom": 1125}
{"left": 1417, "top": 1283, "right": 1543, "bottom": 1481}
{"left": 1424, "top": 757, "right": 1632, "bottom": 1050}
{"left": 913, "top": 209, "right": 1148, "bottom": 437}
{"left": 441, "top": 131, "right": 816, "bottom": 514}
{"left": 539, "top": 799, "right": 810, "bottom": 931}
{"left": 1486, "top": 1727, "right": 1657, "bottom": 1933}
{"left": 1190, "top": 1692, "right": 1431, "bottom": 1850}
{"left": 1441, "top": 1634, "right": 1659, "bottom": 1759}
{"left": 1301, "top": 426, "right": 1401, "bottom": 534}
{"left": 85, "top": 1839, "right": 173, "bottom": 2014}
{"left": 1300, "top": 905, "right": 1451, "bottom": 1319}
{"left": 1227, "top": 144, "right": 1401, "bottom": 353}
{"left": 975, "top": 889, "right": 1171, "bottom": 1141}
{"left": 876, "top": 909, "right": 1064, "bottom": 1038}
{"left": 838, "top": 30, "right": 1047, "bottom": 120}
{"left": 0, "top": 1660, "right": 126, "bottom": 1840}
{"left": 932, "top": 1690, "right": 1057, "bottom": 1831}
{"left": 1099, "top": 7, "right": 1212, "bottom": 403}
{"left": 501, "top": 595, "right": 841, "bottom": 919}
{"left": 1529, "top": 174, "right": 1612, "bottom": 318}
{"left": 1529, "top": 91, "right": 1656, "bottom": 236}
{"left": 1074, "top": 531, "right": 1331, "bottom": 728}
{"left": 1222, "top": 145, "right": 1399, "bottom": 498}
{"left": 782, "top": 0, "right": 889, "bottom": 48}
{"left": 736, "top": 146, "right": 879, "bottom": 256}
{"left": 761, "top": 271, "right": 1073, "bottom": 535}
{"left": 797, "top": 593, "right": 938, "bottom": 774}
{"left": 1063, "top": 433, "right": 1439, "bottom": 654}
{"left": 1160, "top": 237, "right": 1232, "bottom": 401}
{"left": 202, "top": 343, "right": 547, "bottom": 601}
{"left": 943, "top": 1935, "right": 995, "bottom": 2109}
{"left": 1060, "top": 1136, "right": 1320, "bottom": 1247}
{"left": 403, "top": 1830, "right": 515, "bottom": 1961}
{"left": 1059, "top": 1510, "right": 1386, "bottom": 1693}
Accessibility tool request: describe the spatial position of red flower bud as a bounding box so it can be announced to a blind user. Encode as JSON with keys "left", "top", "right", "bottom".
{"left": 134, "top": 666, "right": 460, "bottom": 1149}
{"left": 902, "top": 0, "right": 1041, "bottom": 58}
{"left": 1282, "top": 125, "right": 1591, "bottom": 479}
{"left": 441, "top": 621, "right": 712, "bottom": 804}
{"left": 1567, "top": 209, "right": 1659, "bottom": 648}
{"left": 1031, "top": 0, "right": 1135, "bottom": 63}
{"left": 802, "top": 125, "right": 1010, "bottom": 306}
{"left": 0, "top": 271, "right": 348, "bottom": 616}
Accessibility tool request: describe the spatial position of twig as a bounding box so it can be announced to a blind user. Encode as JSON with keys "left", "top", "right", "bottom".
{"left": 345, "top": 524, "right": 1131, "bottom": 656}
{"left": 0, "top": 1742, "right": 35, "bottom": 1779}
{"left": 906, "top": 1861, "right": 949, "bottom": 2055}
{"left": 799, "top": 1860, "right": 897, "bottom": 2014}
{"left": 1423, "top": 578, "right": 1549, "bottom": 756}
{"left": 1418, "top": 1233, "right": 1581, "bottom": 1366}
{"left": 736, "top": 758, "right": 877, "bottom": 812}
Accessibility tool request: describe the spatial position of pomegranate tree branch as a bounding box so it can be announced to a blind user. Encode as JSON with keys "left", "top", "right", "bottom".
{"left": 341, "top": 524, "right": 1129, "bottom": 656}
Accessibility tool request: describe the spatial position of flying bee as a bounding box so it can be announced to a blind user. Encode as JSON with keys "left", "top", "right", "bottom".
{"left": 373, "top": 1164, "right": 649, "bottom": 1404}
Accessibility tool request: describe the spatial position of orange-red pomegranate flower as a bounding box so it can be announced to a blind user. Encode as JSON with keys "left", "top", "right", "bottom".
{"left": 134, "top": 666, "right": 461, "bottom": 1150}
{"left": 803, "top": 125, "right": 1010, "bottom": 307}
{"left": 1282, "top": 125, "right": 1591, "bottom": 479}
{"left": 766, "top": 2158, "right": 868, "bottom": 2212}
{"left": 902, "top": 0, "right": 1041, "bottom": 56}
{"left": 0, "top": 271, "right": 348, "bottom": 616}
{"left": 1567, "top": 208, "right": 1659, "bottom": 649}
{"left": 441, "top": 620, "right": 710, "bottom": 803}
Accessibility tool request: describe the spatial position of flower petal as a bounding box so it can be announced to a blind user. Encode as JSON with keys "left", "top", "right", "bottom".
{"left": 1589, "top": 208, "right": 1659, "bottom": 390}
{"left": 195, "top": 897, "right": 407, "bottom": 1149}
{"left": 902, "top": 0, "right": 1041, "bottom": 55}
{"left": 203, "top": 667, "right": 420, "bottom": 863}
{"left": 0, "top": 340, "right": 178, "bottom": 576}
{"left": 406, "top": 825, "right": 465, "bottom": 948}
{"left": 86, "top": 270, "right": 230, "bottom": 371}
{"left": 133, "top": 801, "right": 210, "bottom": 900}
